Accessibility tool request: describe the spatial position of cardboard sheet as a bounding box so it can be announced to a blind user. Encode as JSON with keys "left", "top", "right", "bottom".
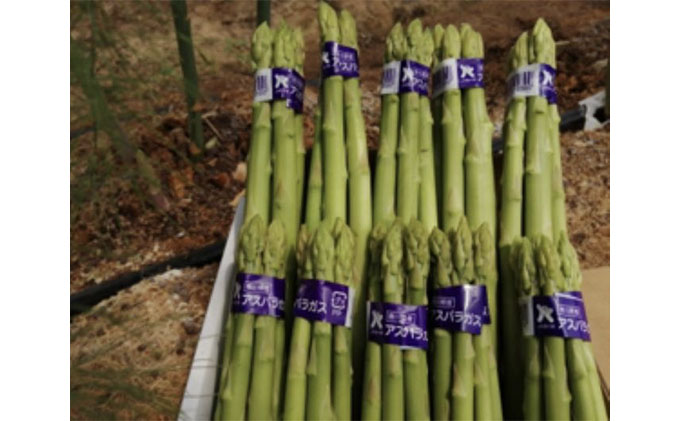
{"left": 582, "top": 266, "right": 610, "bottom": 387}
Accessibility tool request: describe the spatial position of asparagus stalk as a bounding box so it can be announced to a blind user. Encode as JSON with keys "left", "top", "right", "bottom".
{"left": 271, "top": 22, "right": 300, "bottom": 331}
{"left": 319, "top": 2, "right": 347, "bottom": 223}
{"left": 305, "top": 107, "right": 323, "bottom": 231}
{"left": 524, "top": 19, "right": 554, "bottom": 240}
{"left": 418, "top": 29, "right": 437, "bottom": 232}
{"left": 558, "top": 234, "right": 598, "bottom": 421}
{"left": 461, "top": 24, "right": 498, "bottom": 351}
{"left": 449, "top": 216, "right": 475, "bottom": 421}
{"left": 396, "top": 20, "right": 424, "bottom": 223}
{"left": 511, "top": 237, "right": 542, "bottom": 420}
{"left": 248, "top": 220, "right": 286, "bottom": 421}
{"left": 306, "top": 224, "right": 335, "bottom": 421}
{"left": 282, "top": 227, "right": 314, "bottom": 421}
{"left": 403, "top": 220, "right": 431, "bottom": 420}
{"left": 381, "top": 221, "right": 405, "bottom": 421}
{"left": 534, "top": 236, "right": 571, "bottom": 420}
{"left": 429, "top": 228, "right": 454, "bottom": 421}
{"left": 472, "top": 224, "right": 503, "bottom": 421}
{"left": 339, "top": 13, "right": 373, "bottom": 414}
{"left": 293, "top": 27, "right": 306, "bottom": 227}
{"left": 440, "top": 24, "right": 466, "bottom": 233}
{"left": 431, "top": 24, "right": 445, "bottom": 213}
{"left": 361, "top": 223, "right": 388, "bottom": 420}
{"left": 331, "top": 219, "right": 356, "bottom": 420}
{"left": 245, "top": 22, "right": 274, "bottom": 223}
{"left": 498, "top": 31, "right": 529, "bottom": 420}
{"left": 373, "top": 23, "right": 406, "bottom": 224}
{"left": 215, "top": 23, "right": 272, "bottom": 420}
{"left": 219, "top": 216, "right": 266, "bottom": 420}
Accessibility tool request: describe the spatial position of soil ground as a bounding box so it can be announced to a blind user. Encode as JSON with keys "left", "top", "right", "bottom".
{"left": 70, "top": 1, "right": 609, "bottom": 419}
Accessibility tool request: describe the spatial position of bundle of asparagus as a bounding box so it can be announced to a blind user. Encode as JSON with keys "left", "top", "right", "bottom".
{"left": 429, "top": 21, "right": 502, "bottom": 420}
{"left": 283, "top": 3, "right": 371, "bottom": 420}
{"left": 500, "top": 18, "right": 608, "bottom": 420}
{"left": 362, "top": 19, "right": 437, "bottom": 421}
{"left": 214, "top": 20, "right": 305, "bottom": 421}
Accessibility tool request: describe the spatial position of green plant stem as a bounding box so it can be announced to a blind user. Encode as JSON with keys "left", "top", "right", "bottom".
{"left": 403, "top": 221, "right": 431, "bottom": 420}
{"left": 220, "top": 216, "right": 265, "bottom": 420}
{"left": 293, "top": 28, "right": 306, "bottom": 229}
{"left": 283, "top": 228, "right": 313, "bottom": 421}
{"left": 429, "top": 228, "right": 453, "bottom": 421}
{"left": 248, "top": 221, "right": 286, "bottom": 421}
{"left": 361, "top": 224, "right": 388, "bottom": 420}
{"left": 511, "top": 238, "right": 542, "bottom": 420}
{"left": 305, "top": 224, "right": 335, "bottom": 421}
{"left": 439, "top": 24, "right": 466, "bottom": 234}
{"left": 169, "top": 0, "right": 204, "bottom": 149}
{"left": 373, "top": 23, "right": 405, "bottom": 226}
{"left": 381, "top": 222, "right": 405, "bottom": 421}
{"left": 396, "top": 20, "right": 425, "bottom": 223}
{"left": 339, "top": 13, "right": 373, "bottom": 416}
{"left": 450, "top": 217, "right": 475, "bottom": 421}
{"left": 498, "top": 31, "right": 528, "bottom": 421}
{"left": 331, "top": 220, "right": 355, "bottom": 421}
{"left": 305, "top": 107, "right": 323, "bottom": 231}
{"left": 319, "top": 2, "right": 347, "bottom": 224}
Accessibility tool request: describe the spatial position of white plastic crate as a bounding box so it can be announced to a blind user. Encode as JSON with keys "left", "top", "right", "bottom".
{"left": 178, "top": 199, "right": 244, "bottom": 420}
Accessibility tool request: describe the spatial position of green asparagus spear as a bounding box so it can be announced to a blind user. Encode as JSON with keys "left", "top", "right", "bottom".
{"left": 271, "top": 21, "right": 300, "bottom": 335}
{"left": 396, "top": 20, "right": 424, "bottom": 223}
{"left": 512, "top": 237, "right": 542, "bottom": 420}
{"left": 557, "top": 234, "right": 597, "bottom": 421}
{"left": 381, "top": 221, "right": 405, "bottom": 421}
{"left": 440, "top": 24, "right": 466, "bottom": 233}
{"left": 339, "top": 13, "right": 373, "bottom": 415}
{"left": 534, "top": 236, "right": 571, "bottom": 420}
{"left": 361, "top": 223, "right": 388, "bottom": 420}
{"left": 282, "top": 227, "right": 314, "bottom": 421}
{"left": 306, "top": 107, "right": 323, "bottom": 231}
{"left": 373, "top": 23, "right": 406, "bottom": 225}
{"left": 418, "top": 29, "right": 438, "bottom": 232}
{"left": 429, "top": 228, "right": 454, "bottom": 421}
{"left": 431, "top": 24, "right": 445, "bottom": 213}
{"left": 220, "top": 216, "right": 266, "bottom": 420}
{"left": 319, "top": 2, "right": 347, "bottom": 223}
{"left": 404, "top": 220, "right": 431, "bottom": 420}
{"left": 450, "top": 217, "right": 475, "bottom": 421}
{"left": 248, "top": 220, "right": 286, "bottom": 421}
{"left": 293, "top": 27, "right": 306, "bottom": 228}
{"left": 306, "top": 224, "right": 335, "bottom": 421}
{"left": 524, "top": 19, "right": 554, "bottom": 241}
{"left": 472, "top": 224, "right": 503, "bottom": 421}
{"left": 461, "top": 24, "right": 498, "bottom": 352}
{"left": 499, "top": 31, "right": 529, "bottom": 421}
{"left": 331, "top": 219, "right": 356, "bottom": 420}
{"left": 245, "top": 22, "right": 273, "bottom": 223}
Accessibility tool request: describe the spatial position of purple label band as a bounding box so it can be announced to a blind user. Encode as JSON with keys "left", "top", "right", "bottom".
{"left": 507, "top": 63, "right": 557, "bottom": 104}
{"left": 367, "top": 301, "right": 429, "bottom": 350}
{"left": 523, "top": 291, "right": 590, "bottom": 341}
{"left": 231, "top": 273, "right": 285, "bottom": 318}
{"left": 430, "top": 285, "right": 489, "bottom": 335}
{"left": 398, "top": 60, "right": 430, "bottom": 96}
{"left": 293, "top": 278, "right": 355, "bottom": 327}
{"left": 272, "top": 67, "right": 305, "bottom": 113}
{"left": 321, "top": 41, "right": 359, "bottom": 79}
{"left": 457, "top": 58, "right": 484, "bottom": 89}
